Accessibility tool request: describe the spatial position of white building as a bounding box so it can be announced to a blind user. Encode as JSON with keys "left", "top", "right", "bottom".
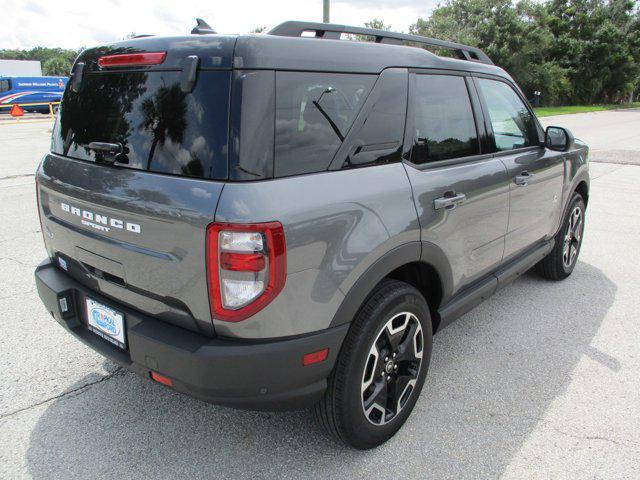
{"left": 0, "top": 60, "right": 42, "bottom": 77}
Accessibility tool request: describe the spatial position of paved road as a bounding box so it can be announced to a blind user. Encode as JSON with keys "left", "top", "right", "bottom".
{"left": 1, "top": 111, "right": 639, "bottom": 479}
{"left": 540, "top": 108, "right": 640, "bottom": 165}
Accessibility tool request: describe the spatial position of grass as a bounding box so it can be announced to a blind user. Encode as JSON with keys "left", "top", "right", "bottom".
{"left": 534, "top": 103, "right": 640, "bottom": 117}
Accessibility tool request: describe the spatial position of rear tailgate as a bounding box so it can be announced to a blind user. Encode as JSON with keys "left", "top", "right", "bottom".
{"left": 37, "top": 36, "right": 236, "bottom": 335}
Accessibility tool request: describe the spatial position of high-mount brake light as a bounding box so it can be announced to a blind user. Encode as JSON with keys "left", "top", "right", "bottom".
{"left": 206, "top": 222, "right": 286, "bottom": 322}
{"left": 98, "top": 52, "right": 167, "bottom": 68}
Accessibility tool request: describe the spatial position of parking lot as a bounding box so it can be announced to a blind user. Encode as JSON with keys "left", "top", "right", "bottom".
{"left": 1, "top": 110, "right": 639, "bottom": 479}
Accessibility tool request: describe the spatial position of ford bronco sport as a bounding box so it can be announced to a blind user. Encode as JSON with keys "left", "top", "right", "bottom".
{"left": 34, "top": 20, "right": 589, "bottom": 449}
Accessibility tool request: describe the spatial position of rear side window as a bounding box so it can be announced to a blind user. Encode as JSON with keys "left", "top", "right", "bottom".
{"left": 410, "top": 75, "right": 479, "bottom": 164}
{"left": 274, "top": 72, "right": 375, "bottom": 177}
{"left": 0, "top": 79, "right": 10, "bottom": 93}
{"left": 477, "top": 78, "right": 538, "bottom": 152}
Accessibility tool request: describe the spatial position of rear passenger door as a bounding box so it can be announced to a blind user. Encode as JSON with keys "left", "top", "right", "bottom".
{"left": 403, "top": 72, "right": 510, "bottom": 297}
{"left": 474, "top": 77, "right": 565, "bottom": 260}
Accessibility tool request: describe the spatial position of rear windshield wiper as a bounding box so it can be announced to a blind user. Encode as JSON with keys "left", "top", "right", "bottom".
{"left": 86, "top": 142, "right": 128, "bottom": 164}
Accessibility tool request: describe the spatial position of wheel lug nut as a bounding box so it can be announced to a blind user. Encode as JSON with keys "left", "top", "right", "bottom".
{"left": 392, "top": 353, "right": 396, "bottom": 358}
{"left": 394, "top": 365, "right": 398, "bottom": 370}
{"left": 384, "top": 357, "right": 389, "bottom": 362}
{"left": 386, "top": 376, "right": 391, "bottom": 381}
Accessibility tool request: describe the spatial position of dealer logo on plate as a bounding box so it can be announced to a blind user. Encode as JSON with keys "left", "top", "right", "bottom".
{"left": 90, "top": 307, "right": 120, "bottom": 337}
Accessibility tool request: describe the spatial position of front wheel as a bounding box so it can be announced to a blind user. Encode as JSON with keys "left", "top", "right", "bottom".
{"left": 314, "top": 280, "right": 433, "bottom": 449}
{"left": 536, "top": 192, "right": 586, "bottom": 280}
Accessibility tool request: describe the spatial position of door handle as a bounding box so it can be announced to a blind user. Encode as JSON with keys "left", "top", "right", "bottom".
{"left": 434, "top": 192, "right": 466, "bottom": 210}
{"left": 515, "top": 171, "right": 533, "bottom": 186}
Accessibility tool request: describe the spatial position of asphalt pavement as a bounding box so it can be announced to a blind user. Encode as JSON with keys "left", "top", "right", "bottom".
{"left": 1, "top": 109, "right": 639, "bottom": 479}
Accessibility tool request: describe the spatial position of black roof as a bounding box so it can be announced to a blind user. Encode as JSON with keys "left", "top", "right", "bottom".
{"left": 80, "top": 20, "right": 510, "bottom": 80}
{"left": 235, "top": 20, "right": 508, "bottom": 78}
{"left": 234, "top": 33, "right": 508, "bottom": 78}
{"left": 268, "top": 21, "right": 493, "bottom": 64}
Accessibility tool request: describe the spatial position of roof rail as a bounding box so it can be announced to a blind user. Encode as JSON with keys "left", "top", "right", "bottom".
{"left": 267, "top": 21, "right": 493, "bottom": 65}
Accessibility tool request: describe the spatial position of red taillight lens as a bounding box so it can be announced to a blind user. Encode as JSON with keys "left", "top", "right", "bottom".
{"left": 98, "top": 52, "right": 166, "bottom": 68}
{"left": 206, "top": 222, "right": 286, "bottom": 322}
{"left": 220, "top": 252, "right": 266, "bottom": 272}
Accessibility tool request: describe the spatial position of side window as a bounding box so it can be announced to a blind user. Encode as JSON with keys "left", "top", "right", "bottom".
{"left": 0, "top": 79, "right": 10, "bottom": 93}
{"left": 477, "top": 78, "right": 538, "bottom": 152}
{"left": 229, "top": 70, "right": 275, "bottom": 181}
{"left": 411, "top": 75, "right": 479, "bottom": 164}
{"left": 275, "top": 72, "right": 375, "bottom": 178}
{"left": 340, "top": 68, "right": 407, "bottom": 168}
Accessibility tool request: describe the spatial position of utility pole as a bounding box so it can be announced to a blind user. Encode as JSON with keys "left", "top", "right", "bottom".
{"left": 323, "top": 0, "right": 330, "bottom": 23}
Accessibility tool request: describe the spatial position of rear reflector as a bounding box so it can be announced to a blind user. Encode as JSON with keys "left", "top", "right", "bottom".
{"left": 98, "top": 52, "right": 167, "bottom": 68}
{"left": 150, "top": 371, "right": 173, "bottom": 386}
{"left": 303, "top": 348, "right": 329, "bottom": 366}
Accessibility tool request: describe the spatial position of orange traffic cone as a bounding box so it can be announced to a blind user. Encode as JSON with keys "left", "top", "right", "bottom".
{"left": 10, "top": 104, "right": 25, "bottom": 117}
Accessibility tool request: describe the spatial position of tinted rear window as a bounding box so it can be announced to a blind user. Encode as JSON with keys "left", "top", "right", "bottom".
{"left": 52, "top": 71, "right": 230, "bottom": 180}
{"left": 410, "top": 74, "right": 479, "bottom": 164}
{"left": 274, "top": 72, "right": 375, "bottom": 177}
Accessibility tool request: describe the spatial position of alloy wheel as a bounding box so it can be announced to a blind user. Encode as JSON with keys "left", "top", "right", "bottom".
{"left": 361, "top": 312, "right": 424, "bottom": 426}
{"left": 563, "top": 205, "right": 584, "bottom": 268}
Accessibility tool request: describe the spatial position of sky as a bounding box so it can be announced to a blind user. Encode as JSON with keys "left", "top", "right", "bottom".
{"left": 4, "top": 0, "right": 440, "bottom": 50}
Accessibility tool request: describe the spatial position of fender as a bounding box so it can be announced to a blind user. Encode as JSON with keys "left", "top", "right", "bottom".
{"left": 554, "top": 165, "right": 590, "bottom": 237}
{"left": 329, "top": 241, "right": 453, "bottom": 328}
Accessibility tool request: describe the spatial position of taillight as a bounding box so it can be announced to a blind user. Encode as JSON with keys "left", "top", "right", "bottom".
{"left": 98, "top": 52, "right": 166, "bottom": 68}
{"left": 206, "top": 222, "right": 286, "bottom": 322}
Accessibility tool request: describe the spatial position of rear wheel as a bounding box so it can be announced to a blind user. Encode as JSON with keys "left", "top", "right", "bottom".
{"left": 314, "top": 280, "right": 432, "bottom": 449}
{"left": 536, "top": 192, "right": 586, "bottom": 280}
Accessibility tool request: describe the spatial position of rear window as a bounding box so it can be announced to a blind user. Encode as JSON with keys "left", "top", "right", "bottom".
{"left": 274, "top": 72, "right": 375, "bottom": 177}
{"left": 52, "top": 71, "right": 230, "bottom": 180}
{"left": 410, "top": 74, "right": 479, "bottom": 164}
{"left": 0, "top": 79, "right": 10, "bottom": 93}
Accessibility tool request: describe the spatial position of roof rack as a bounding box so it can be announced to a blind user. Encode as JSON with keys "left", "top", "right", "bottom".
{"left": 267, "top": 21, "right": 493, "bottom": 65}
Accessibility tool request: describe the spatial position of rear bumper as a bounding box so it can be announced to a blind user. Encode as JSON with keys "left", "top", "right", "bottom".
{"left": 35, "top": 259, "right": 349, "bottom": 410}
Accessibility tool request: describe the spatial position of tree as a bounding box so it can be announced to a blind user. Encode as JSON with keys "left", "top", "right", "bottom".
{"left": 409, "top": 0, "right": 640, "bottom": 105}
{"left": 43, "top": 57, "right": 70, "bottom": 75}
{"left": 546, "top": 0, "right": 640, "bottom": 103}
{"left": 1, "top": 47, "right": 78, "bottom": 77}
{"left": 365, "top": 19, "right": 391, "bottom": 31}
{"left": 410, "top": 0, "right": 572, "bottom": 105}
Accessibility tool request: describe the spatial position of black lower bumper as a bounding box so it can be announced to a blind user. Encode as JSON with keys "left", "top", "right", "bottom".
{"left": 35, "top": 259, "right": 349, "bottom": 410}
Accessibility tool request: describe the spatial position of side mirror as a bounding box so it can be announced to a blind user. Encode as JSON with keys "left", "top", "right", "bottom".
{"left": 545, "top": 126, "right": 574, "bottom": 152}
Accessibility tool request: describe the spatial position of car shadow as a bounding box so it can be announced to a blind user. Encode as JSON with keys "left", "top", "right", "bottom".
{"left": 25, "top": 261, "right": 615, "bottom": 479}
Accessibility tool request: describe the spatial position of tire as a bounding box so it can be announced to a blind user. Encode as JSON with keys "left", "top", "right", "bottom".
{"left": 314, "top": 279, "right": 433, "bottom": 449}
{"left": 536, "top": 192, "right": 586, "bottom": 280}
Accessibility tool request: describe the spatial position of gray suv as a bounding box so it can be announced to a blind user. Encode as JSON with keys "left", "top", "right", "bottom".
{"left": 34, "top": 21, "right": 589, "bottom": 449}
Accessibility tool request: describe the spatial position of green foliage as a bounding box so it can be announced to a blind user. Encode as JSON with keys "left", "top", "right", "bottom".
{"left": 534, "top": 102, "right": 640, "bottom": 117}
{"left": 365, "top": 19, "right": 392, "bottom": 31}
{"left": 0, "top": 47, "right": 79, "bottom": 76}
{"left": 409, "top": 0, "right": 640, "bottom": 106}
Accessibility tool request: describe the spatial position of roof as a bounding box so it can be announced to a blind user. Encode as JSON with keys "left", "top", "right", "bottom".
{"left": 78, "top": 20, "right": 511, "bottom": 80}
{"left": 233, "top": 34, "right": 509, "bottom": 78}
